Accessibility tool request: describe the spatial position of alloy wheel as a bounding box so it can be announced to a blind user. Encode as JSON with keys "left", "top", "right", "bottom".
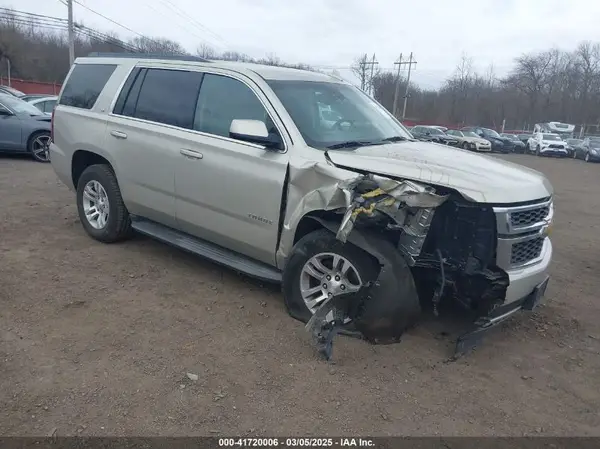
{"left": 82, "top": 180, "right": 110, "bottom": 229}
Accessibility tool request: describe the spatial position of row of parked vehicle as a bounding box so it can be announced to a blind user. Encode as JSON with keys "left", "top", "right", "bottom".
{"left": 407, "top": 124, "right": 599, "bottom": 163}
{"left": 0, "top": 85, "right": 57, "bottom": 163}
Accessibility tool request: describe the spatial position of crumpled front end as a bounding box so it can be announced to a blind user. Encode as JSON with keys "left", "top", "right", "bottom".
{"left": 277, "top": 155, "right": 516, "bottom": 360}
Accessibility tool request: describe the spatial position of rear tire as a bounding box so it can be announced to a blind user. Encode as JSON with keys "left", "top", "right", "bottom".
{"left": 76, "top": 164, "right": 132, "bottom": 243}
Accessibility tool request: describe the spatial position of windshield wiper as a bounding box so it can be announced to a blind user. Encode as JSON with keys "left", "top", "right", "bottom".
{"left": 326, "top": 140, "right": 376, "bottom": 150}
{"left": 379, "top": 136, "right": 412, "bottom": 143}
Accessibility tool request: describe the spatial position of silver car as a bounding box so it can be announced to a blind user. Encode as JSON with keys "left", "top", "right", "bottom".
{"left": 0, "top": 93, "right": 52, "bottom": 162}
{"left": 50, "top": 55, "right": 554, "bottom": 359}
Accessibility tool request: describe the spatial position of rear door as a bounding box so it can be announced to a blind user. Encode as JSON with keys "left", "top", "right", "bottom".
{"left": 173, "top": 71, "right": 289, "bottom": 265}
{"left": 107, "top": 67, "right": 204, "bottom": 228}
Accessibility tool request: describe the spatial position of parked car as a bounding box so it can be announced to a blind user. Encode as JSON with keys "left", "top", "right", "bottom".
{"left": 518, "top": 133, "right": 532, "bottom": 145}
{"left": 566, "top": 138, "right": 584, "bottom": 158}
{"left": 0, "top": 93, "right": 52, "bottom": 162}
{"left": 410, "top": 125, "right": 459, "bottom": 146}
{"left": 28, "top": 96, "right": 58, "bottom": 115}
{"left": 445, "top": 129, "right": 491, "bottom": 152}
{"left": 429, "top": 125, "right": 448, "bottom": 132}
{"left": 461, "top": 127, "right": 514, "bottom": 153}
{"left": 526, "top": 133, "right": 568, "bottom": 157}
{"left": 575, "top": 137, "right": 600, "bottom": 162}
{"left": 21, "top": 94, "right": 51, "bottom": 102}
{"left": 0, "top": 85, "right": 25, "bottom": 97}
{"left": 501, "top": 133, "right": 526, "bottom": 153}
{"left": 50, "top": 54, "right": 554, "bottom": 359}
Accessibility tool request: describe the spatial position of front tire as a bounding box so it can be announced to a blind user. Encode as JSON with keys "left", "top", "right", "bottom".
{"left": 76, "top": 164, "right": 132, "bottom": 243}
{"left": 283, "top": 229, "right": 379, "bottom": 323}
{"left": 28, "top": 131, "right": 51, "bottom": 163}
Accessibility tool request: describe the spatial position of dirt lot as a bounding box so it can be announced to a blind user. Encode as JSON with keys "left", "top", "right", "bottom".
{"left": 1, "top": 153, "right": 599, "bottom": 437}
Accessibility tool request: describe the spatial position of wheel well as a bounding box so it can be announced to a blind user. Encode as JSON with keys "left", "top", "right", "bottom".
{"left": 293, "top": 211, "right": 342, "bottom": 245}
{"left": 71, "top": 150, "right": 112, "bottom": 188}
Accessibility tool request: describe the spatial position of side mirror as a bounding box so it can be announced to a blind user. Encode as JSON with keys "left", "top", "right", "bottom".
{"left": 229, "top": 119, "right": 283, "bottom": 150}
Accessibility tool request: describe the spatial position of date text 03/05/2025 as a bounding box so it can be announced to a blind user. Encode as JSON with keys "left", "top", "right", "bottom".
{"left": 218, "top": 438, "right": 376, "bottom": 447}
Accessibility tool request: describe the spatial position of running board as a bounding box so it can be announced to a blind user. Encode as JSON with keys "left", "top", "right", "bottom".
{"left": 130, "top": 217, "right": 282, "bottom": 283}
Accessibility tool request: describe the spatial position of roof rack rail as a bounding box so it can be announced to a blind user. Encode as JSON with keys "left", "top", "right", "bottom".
{"left": 86, "top": 52, "right": 210, "bottom": 62}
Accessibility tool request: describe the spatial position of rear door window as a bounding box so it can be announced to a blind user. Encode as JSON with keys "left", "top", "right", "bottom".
{"left": 128, "top": 68, "right": 203, "bottom": 129}
{"left": 59, "top": 63, "right": 116, "bottom": 109}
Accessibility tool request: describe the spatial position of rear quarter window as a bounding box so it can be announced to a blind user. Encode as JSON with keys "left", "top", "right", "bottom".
{"left": 59, "top": 63, "right": 117, "bottom": 109}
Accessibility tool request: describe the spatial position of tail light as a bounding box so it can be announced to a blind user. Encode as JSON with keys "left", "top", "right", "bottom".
{"left": 51, "top": 106, "right": 55, "bottom": 142}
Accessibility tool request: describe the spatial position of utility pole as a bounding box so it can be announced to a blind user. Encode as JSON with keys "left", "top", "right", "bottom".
{"left": 392, "top": 53, "right": 403, "bottom": 117}
{"left": 360, "top": 56, "right": 367, "bottom": 91}
{"left": 368, "top": 53, "right": 376, "bottom": 96}
{"left": 67, "top": 0, "right": 75, "bottom": 65}
{"left": 401, "top": 52, "right": 417, "bottom": 121}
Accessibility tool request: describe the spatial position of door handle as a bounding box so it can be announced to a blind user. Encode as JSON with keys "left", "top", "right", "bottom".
{"left": 110, "top": 130, "right": 128, "bottom": 139}
{"left": 180, "top": 149, "right": 203, "bottom": 160}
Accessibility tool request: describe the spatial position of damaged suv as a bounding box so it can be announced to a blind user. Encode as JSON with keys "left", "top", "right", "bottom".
{"left": 50, "top": 54, "right": 553, "bottom": 359}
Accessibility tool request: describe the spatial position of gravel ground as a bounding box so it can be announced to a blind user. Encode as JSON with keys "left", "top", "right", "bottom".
{"left": 1, "top": 153, "right": 599, "bottom": 437}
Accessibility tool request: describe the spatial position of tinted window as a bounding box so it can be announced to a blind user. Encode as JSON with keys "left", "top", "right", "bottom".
{"left": 132, "top": 69, "right": 203, "bottom": 129}
{"left": 60, "top": 63, "right": 116, "bottom": 109}
{"left": 113, "top": 67, "right": 142, "bottom": 115}
{"left": 194, "top": 74, "right": 269, "bottom": 138}
{"left": 121, "top": 69, "right": 146, "bottom": 117}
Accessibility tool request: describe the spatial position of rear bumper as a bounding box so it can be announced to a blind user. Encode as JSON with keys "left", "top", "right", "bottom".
{"left": 49, "top": 142, "right": 74, "bottom": 191}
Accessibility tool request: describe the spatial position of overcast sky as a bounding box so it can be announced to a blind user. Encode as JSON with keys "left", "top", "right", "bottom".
{"left": 14, "top": 0, "right": 600, "bottom": 89}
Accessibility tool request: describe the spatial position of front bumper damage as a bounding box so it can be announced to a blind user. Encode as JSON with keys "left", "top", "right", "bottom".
{"left": 278, "top": 155, "right": 545, "bottom": 361}
{"left": 455, "top": 276, "right": 549, "bottom": 356}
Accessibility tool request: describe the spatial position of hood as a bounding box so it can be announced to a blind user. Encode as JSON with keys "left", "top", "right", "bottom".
{"left": 326, "top": 141, "right": 553, "bottom": 203}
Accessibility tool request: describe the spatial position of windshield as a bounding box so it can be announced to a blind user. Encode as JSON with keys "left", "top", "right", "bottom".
{"left": 502, "top": 134, "right": 517, "bottom": 139}
{"left": 567, "top": 139, "right": 582, "bottom": 145}
{"left": 0, "top": 94, "right": 43, "bottom": 115}
{"left": 463, "top": 131, "right": 479, "bottom": 138}
{"left": 267, "top": 80, "right": 412, "bottom": 149}
{"left": 542, "top": 134, "right": 560, "bottom": 141}
{"left": 483, "top": 128, "right": 500, "bottom": 138}
{"left": 518, "top": 134, "right": 531, "bottom": 139}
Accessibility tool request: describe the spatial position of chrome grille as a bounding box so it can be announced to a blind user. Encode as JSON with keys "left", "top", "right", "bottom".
{"left": 549, "top": 144, "right": 564, "bottom": 149}
{"left": 510, "top": 206, "right": 550, "bottom": 227}
{"left": 510, "top": 237, "right": 544, "bottom": 265}
{"left": 493, "top": 198, "right": 553, "bottom": 270}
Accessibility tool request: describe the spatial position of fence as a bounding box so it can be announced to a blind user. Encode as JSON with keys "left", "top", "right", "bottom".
{"left": 0, "top": 77, "right": 62, "bottom": 95}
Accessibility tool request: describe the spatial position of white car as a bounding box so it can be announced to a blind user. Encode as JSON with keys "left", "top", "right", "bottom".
{"left": 527, "top": 132, "right": 568, "bottom": 157}
{"left": 29, "top": 96, "right": 58, "bottom": 116}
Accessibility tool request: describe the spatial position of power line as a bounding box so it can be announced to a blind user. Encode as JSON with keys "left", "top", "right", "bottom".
{"left": 144, "top": 0, "right": 217, "bottom": 48}
{"left": 0, "top": 13, "right": 140, "bottom": 53}
{"left": 72, "top": 0, "right": 147, "bottom": 39}
{"left": 159, "top": 0, "right": 228, "bottom": 46}
{"left": 0, "top": 7, "right": 67, "bottom": 23}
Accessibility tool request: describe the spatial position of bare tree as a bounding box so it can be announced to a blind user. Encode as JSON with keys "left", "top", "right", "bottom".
{"left": 195, "top": 43, "right": 217, "bottom": 59}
